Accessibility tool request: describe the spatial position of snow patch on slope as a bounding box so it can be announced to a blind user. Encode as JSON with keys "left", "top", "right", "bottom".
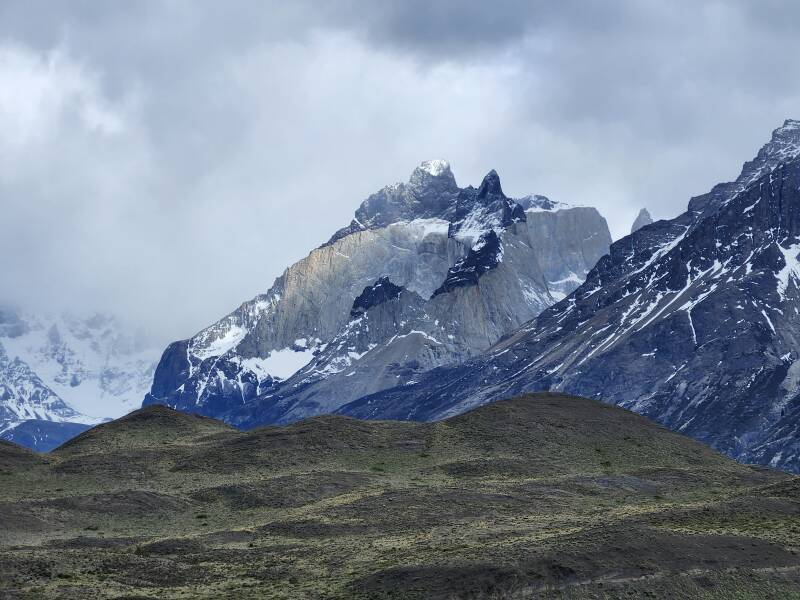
{"left": 776, "top": 241, "right": 800, "bottom": 301}
{"left": 192, "top": 325, "right": 247, "bottom": 360}
{"left": 392, "top": 218, "right": 450, "bottom": 239}
{"left": 452, "top": 207, "right": 501, "bottom": 246}
{"left": 418, "top": 159, "right": 450, "bottom": 177}
{"left": 241, "top": 347, "right": 315, "bottom": 380}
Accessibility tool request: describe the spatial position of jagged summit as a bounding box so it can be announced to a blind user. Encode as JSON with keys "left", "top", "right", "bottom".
{"left": 739, "top": 118, "right": 800, "bottom": 186}
{"left": 329, "top": 162, "right": 538, "bottom": 246}
{"left": 689, "top": 118, "right": 800, "bottom": 215}
{"left": 407, "top": 158, "right": 458, "bottom": 194}
{"left": 327, "top": 160, "right": 584, "bottom": 248}
{"left": 326, "top": 159, "right": 460, "bottom": 244}
{"left": 775, "top": 118, "right": 800, "bottom": 138}
{"left": 415, "top": 158, "right": 452, "bottom": 178}
{"left": 631, "top": 208, "right": 653, "bottom": 233}
{"left": 477, "top": 169, "right": 503, "bottom": 198}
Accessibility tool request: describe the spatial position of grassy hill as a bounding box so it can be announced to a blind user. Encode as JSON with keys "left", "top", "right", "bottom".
{"left": 1, "top": 393, "right": 799, "bottom": 598}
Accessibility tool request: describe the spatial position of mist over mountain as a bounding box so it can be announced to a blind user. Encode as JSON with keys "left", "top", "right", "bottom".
{"left": 5, "top": 1, "right": 800, "bottom": 350}
{"left": 0, "top": 310, "right": 159, "bottom": 450}
{"left": 5, "top": 5, "right": 800, "bottom": 599}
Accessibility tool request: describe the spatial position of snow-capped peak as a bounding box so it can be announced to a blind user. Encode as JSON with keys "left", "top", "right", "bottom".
{"left": 737, "top": 118, "right": 800, "bottom": 188}
{"left": 758, "top": 118, "right": 800, "bottom": 164}
{"left": 777, "top": 118, "right": 800, "bottom": 133}
{"left": 690, "top": 118, "right": 800, "bottom": 215}
{"left": 418, "top": 159, "right": 451, "bottom": 177}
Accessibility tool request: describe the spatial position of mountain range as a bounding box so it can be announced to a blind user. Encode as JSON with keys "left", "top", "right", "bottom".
{"left": 0, "top": 310, "right": 159, "bottom": 450}
{"left": 338, "top": 119, "right": 800, "bottom": 473}
{"left": 6, "top": 122, "right": 800, "bottom": 479}
{"left": 143, "top": 160, "right": 612, "bottom": 426}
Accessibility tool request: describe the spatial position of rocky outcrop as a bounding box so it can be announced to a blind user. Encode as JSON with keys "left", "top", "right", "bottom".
{"left": 338, "top": 120, "right": 800, "bottom": 474}
{"left": 327, "top": 159, "right": 460, "bottom": 244}
{"left": 631, "top": 208, "right": 653, "bottom": 233}
{"left": 350, "top": 278, "right": 405, "bottom": 318}
{"left": 145, "top": 160, "right": 612, "bottom": 425}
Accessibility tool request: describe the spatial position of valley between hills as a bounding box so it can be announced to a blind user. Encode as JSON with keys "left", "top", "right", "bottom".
{"left": 1, "top": 393, "right": 799, "bottom": 599}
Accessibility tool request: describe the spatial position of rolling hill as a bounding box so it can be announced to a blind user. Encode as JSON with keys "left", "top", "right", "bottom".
{"left": 1, "top": 393, "right": 798, "bottom": 598}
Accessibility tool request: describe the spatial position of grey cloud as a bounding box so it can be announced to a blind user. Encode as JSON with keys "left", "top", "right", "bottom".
{"left": 0, "top": 1, "right": 798, "bottom": 347}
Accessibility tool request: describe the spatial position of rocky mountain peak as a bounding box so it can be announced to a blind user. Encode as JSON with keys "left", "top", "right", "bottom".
{"left": 325, "top": 159, "right": 460, "bottom": 244}
{"left": 415, "top": 158, "right": 452, "bottom": 178}
{"left": 142, "top": 154, "right": 612, "bottom": 439}
{"left": 406, "top": 159, "right": 460, "bottom": 207}
{"left": 631, "top": 208, "right": 653, "bottom": 233}
{"left": 408, "top": 158, "right": 458, "bottom": 192}
{"left": 689, "top": 118, "right": 800, "bottom": 215}
{"left": 477, "top": 169, "right": 504, "bottom": 200}
{"left": 774, "top": 118, "right": 800, "bottom": 139}
{"left": 750, "top": 119, "right": 800, "bottom": 173}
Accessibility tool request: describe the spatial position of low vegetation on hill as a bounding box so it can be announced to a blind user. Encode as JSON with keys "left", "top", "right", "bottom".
{"left": 1, "top": 393, "right": 799, "bottom": 598}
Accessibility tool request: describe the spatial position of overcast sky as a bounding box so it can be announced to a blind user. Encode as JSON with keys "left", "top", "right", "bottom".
{"left": 1, "top": 1, "right": 799, "bottom": 344}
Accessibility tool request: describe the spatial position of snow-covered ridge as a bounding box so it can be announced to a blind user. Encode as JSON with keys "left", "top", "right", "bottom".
{"left": 237, "top": 343, "right": 318, "bottom": 381}
{"left": 776, "top": 239, "right": 800, "bottom": 301}
{"left": 740, "top": 119, "right": 800, "bottom": 186}
{"left": 519, "top": 194, "right": 577, "bottom": 213}
{"left": 720, "top": 119, "right": 800, "bottom": 204}
{"left": 390, "top": 218, "right": 449, "bottom": 240}
{"left": 0, "top": 310, "right": 159, "bottom": 421}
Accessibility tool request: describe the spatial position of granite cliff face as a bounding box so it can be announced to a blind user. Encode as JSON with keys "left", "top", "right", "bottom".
{"left": 145, "top": 161, "right": 612, "bottom": 425}
{"left": 338, "top": 121, "right": 800, "bottom": 473}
